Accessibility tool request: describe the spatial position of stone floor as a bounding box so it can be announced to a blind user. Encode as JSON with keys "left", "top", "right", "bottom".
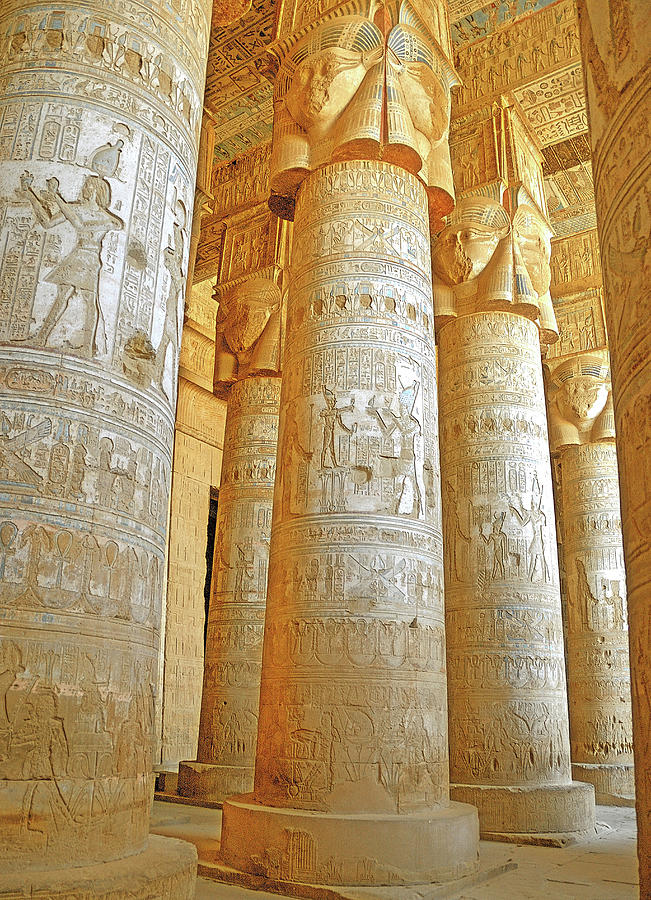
{"left": 150, "top": 800, "right": 639, "bottom": 899}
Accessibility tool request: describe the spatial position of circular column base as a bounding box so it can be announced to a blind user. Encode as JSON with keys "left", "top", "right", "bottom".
{"left": 450, "top": 781, "right": 595, "bottom": 846}
{"left": 0, "top": 836, "right": 197, "bottom": 899}
{"left": 572, "top": 762, "right": 636, "bottom": 806}
{"left": 220, "top": 793, "right": 479, "bottom": 886}
{"left": 178, "top": 760, "right": 254, "bottom": 803}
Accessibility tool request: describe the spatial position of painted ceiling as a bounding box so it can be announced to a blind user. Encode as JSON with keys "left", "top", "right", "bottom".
{"left": 204, "top": 0, "right": 593, "bottom": 235}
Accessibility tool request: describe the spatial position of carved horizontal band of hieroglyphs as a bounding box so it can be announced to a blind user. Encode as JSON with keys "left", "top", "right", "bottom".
{"left": 203, "top": 657, "right": 263, "bottom": 688}
{"left": 267, "top": 536, "right": 444, "bottom": 615}
{"left": 273, "top": 517, "right": 442, "bottom": 556}
{"left": 445, "top": 603, "right": 563, "bottom": 646}
{"left": 206, "top": 617, "right": 264, "bottom": 646}
{"left": 447, "top": 651, "right": 566, "bottom": 692}
{"left": 440, "top": 406, "right": 548, "bottom": 447}
{"left": 446, "top": 604, "right": 564, "bottom": 646}
{"left": 0, "top": 632, "right": 156, "bottom": 862}
{"left": 292, "top": 212, "right": 431, "bottom": 276}
{"left": 296, "top": 164, "right": 430, "bottom": 224}
{"left": 0, "top": 390, "right": 171, "bottom": 537}
{"left": 228, "top": 376, "right": 282, "bottom": 410}
{"left": 0, "top": 74, "right": 196, "bottom": 177}
{"left": 449, "top": 698, "right": 570, "bottom": 784}
{"left": 0, "top": 2, "right": 208, "bottom": 142}
{"left": 263, "top": 618, "right": 446, "bottom": 672}
{"left": 0, "top": 362, "right": 174, "bottom": 445}
{"left": 0, "top": 516, "right": 165, "bottom": 626}
{"left": 288, "top": 270, "right": 434, "bottom": 345}
{"left": 223, "top": 416, "right": 280, "bottom": 453}
{"left": 219, "top": 454, "right": 277, "bottom": 488}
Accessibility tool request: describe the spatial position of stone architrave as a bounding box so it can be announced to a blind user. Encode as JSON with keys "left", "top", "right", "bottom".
{"left": 178, "top": 277, "right": 283, "bottom": 802}
{"left": 216, "top": 4, "right": 481, "bottom": 891}
{"left": 547, "top": 355, "right": 633, "bottom": 805}
{"left": 0, "top": 0, "right": 215, "bottom": 894}
{"left": 577, "top": 1, "right": 650, "bottom": 888}
{"left": 434, "top": 196, "right": 595, "bottom": 843}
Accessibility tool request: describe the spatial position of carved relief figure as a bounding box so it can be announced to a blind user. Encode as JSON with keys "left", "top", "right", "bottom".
{"left": 320, "top": 386, "right": 356, "bottom": 469}
{"left": 17, "top": 173, "right": 124, "bottom": 356}
{"left": 510, "top": 492, "right": 550, "bottom": 583}
{"left": 367, "top": 381, "right": 423, "bottom": 517}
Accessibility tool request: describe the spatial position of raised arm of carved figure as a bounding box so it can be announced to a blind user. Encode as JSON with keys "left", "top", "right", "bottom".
{"left": 17, "top": 172, "right": 65, "bottom": 229}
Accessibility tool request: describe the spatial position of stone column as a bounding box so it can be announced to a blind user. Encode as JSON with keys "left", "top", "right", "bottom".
{"left": 178, "top": 275, "right": 283, "bottom": 801}
{"left": 435, "top": 197, "right": 595, "bottom": 843}
{"left": 547, "top": 357, "right": 633, "bottom": 804}
{"left": 217, "top": 8, "right": 480, "bottom": 890}
{"left": 577, "top": 1, "right": 650, "bottom": 887}
{"left": 0, "top": 0, "right": 212, "bottom": 894}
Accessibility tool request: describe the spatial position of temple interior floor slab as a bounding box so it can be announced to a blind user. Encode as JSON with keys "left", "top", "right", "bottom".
{"left": 150, "top": 800, "right": 638, "bottom": 899}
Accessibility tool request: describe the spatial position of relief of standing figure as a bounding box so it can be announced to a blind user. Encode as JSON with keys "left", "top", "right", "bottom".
{"left": 18, "top": 172, "right": 124, "bottom": 357}
{"left": 367, "top": 381, "right": 423, "bottom": 517}
{"left": 320, "top": 386, "right": 356, "bottom": 469}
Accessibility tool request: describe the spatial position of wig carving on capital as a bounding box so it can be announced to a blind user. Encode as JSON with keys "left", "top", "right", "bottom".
{"left": 268, "top": 0, "right": 458, "bottom": 224}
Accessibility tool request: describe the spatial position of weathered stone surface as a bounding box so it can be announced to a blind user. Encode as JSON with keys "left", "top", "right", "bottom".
{"left": 547, "top": 355, "right": 634, "bottom": 805}
{"left": 219, "top": 155, "right": 479, "bottom": 887}
{"left": 434, "top": 194, "right": 595, "bottom": 841}
{"left": 179, "top": 372, "right": 281, "bottom": 802}
{"left": 577, "top": 0, "right": 650, "bottom": 885}
{"left": 0, "top": 0, "right": 210, "bottom": 891}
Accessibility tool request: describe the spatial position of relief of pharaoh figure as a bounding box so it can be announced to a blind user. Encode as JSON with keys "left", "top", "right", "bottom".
{"left": 214, "top": 277, "right": 282, "bottom": 396}
{"left": 432, "top": 196, "right": 558, "bottom": 341}
{"left": 17, "top": 172, "right": 124, "bottom": 357}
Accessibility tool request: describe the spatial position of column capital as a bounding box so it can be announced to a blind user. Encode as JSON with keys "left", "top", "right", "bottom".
{"left": 266, "top": 0, "right": 458, "bottom": 229}
{"left": 545, "top": 352, "right": 615, "bottom": 453}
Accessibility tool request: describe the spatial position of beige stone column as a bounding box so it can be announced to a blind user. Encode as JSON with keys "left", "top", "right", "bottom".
{"left": 577, "top": 1, "right": 650, "bottom": 887}
{"left": 547, "top": 357, "right": 633, "bottom": 804}
{"left": 216, "top": 6, "right": 481, "bottom": 890}
{"left": 435, "top": 194, "right": 595, "bottom": 843}
{"left": 0, "top": 0, "right": 213, "bottom": 894}
{"left": 178, "top": 283, "right": 282, "bottom": 800}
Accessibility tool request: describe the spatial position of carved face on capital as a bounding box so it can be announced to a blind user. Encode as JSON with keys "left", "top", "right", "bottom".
{"left": 513, "top": 209, "right": 552, "bottom": 296}
{"left": 557, "top": 376, "right": 609, "bottom": 424}
{"left": 400, "top": 61, "right": 448, "bottom": 145}
{"left": 285, "top": 48, "right": 365, "bottom": 132}
{"left": 432, "top": 200, "right": 509, "bottom": 287}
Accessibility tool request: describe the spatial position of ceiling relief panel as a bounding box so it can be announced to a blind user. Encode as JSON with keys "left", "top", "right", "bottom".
{"left": 512, "top": 62, "right": 586, "bottom": 146}
{"left": 450, "top": 0, "right": 559, "bottom": 46}
{"left": 204, "top": 0, "right": 276, "bottom": 162}
{"left": 542, "top": 134, "right": 595, "bottom": 238}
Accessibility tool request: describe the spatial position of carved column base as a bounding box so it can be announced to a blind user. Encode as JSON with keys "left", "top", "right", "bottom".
{"left": 0, "top": 836, "right": 197, "bottom": 899}
{"left": 450, "top": 782, "right": 594, "bottom": 845}
{"left": 178, "top": 760, "right": 253, "bottom": 803}
{"left": 572, "top": 763, "right": 636, "bottom": 807}
{"left": 219, "top": 794, "right": 479, "bottom": 887}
